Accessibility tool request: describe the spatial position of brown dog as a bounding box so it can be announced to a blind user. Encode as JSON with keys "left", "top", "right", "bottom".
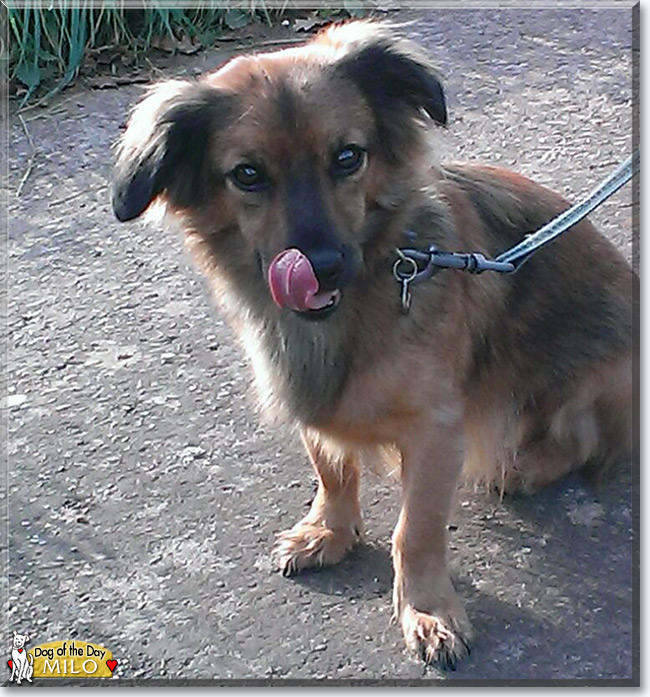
{"left": 112, "top": 22, "right": 635, "bottom": 668}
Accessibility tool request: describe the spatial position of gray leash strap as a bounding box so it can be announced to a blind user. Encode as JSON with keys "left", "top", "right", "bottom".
{"left": 497, "top": 148, "right": 640, "bottom": 270}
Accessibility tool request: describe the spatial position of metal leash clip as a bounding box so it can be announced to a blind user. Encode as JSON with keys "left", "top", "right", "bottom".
{"left": 392, "top": 246, "right": 440, "bottom": 313}
{"left": 392, "top": 250, "right": 417, "bottom": 313}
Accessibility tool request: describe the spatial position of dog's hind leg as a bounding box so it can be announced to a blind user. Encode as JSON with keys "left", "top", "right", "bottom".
{"left": 274, "top": 428, "right": 363, "bottom": 576}
{"left": 503, "top": 353, "right": 633, "bottom": 495}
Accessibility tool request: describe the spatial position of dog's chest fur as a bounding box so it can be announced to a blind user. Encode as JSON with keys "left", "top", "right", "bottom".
{"left": 226, "top": 260, "right": 454, "bottom": 438}
{"left": 251, "top": 312, "right": 352, "bottom": 424}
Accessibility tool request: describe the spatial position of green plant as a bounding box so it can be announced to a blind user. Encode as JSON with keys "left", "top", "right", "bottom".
{"left": 7, "top": 2, "right": 282, "bottom": 105}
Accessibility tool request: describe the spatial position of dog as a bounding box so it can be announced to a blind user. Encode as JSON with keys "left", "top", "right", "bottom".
{"left": 10, "top": 632, "right": 34, "bottom": 684}
{"left": 111, "top": 21, "right": 635, "bottom": 668}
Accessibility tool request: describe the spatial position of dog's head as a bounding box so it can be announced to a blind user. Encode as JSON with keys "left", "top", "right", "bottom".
{"left": 12, "top": 632, "right": 29, "bottom": 649}
{"left": 112, "top": 22, "right": 446, "bottom": 320}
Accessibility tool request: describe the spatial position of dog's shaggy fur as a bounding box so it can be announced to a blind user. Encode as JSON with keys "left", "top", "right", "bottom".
{"left": 112, "top": 22, "right": 636, "bottom": 667}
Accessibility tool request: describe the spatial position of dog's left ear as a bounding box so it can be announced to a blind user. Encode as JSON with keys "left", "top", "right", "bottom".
{"left": 331, "top": 25, "right": 447, "bottom": 158}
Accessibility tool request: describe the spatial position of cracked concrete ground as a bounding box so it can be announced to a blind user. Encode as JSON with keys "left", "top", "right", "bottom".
{"left": 5, "top": 5, "right": 638, "bottom": 685}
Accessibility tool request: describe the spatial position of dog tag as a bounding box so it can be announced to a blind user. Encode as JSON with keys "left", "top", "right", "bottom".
{"left": 400, "top": 277, "right": 412, "bottom": 314}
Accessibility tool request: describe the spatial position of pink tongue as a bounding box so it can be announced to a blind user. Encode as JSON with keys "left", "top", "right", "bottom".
{"left": 268, "top": 248, "right": 334, "bottom": 311}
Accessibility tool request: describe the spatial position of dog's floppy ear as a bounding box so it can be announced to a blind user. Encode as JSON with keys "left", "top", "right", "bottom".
{"left": 330, "top": 24, "right": 446, "bottom": 159}
{"left": 112, "top": 81, "right": 233, "bottom": 222}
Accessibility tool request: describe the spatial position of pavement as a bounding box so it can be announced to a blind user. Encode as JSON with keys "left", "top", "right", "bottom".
{"left": 4, "top": 5, "right": 638, "bottom": 685}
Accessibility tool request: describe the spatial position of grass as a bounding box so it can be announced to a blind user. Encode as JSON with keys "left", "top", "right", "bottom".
{"left": 7, "top": 3, "right": 295, "bottom": 106}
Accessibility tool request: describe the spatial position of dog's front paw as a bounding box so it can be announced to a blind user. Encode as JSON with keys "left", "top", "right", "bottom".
{"left": 273, "top": 519, "right": 362, "bottom": 576}
{"left": 401, "top": 604, "right": 472, "bottom": 670}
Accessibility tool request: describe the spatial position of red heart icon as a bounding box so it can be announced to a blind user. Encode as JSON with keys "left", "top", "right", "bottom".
{"left": 17, "top": 649, "right": 23, "bottom": 653}
{"left": 7, "top": 659, "right": 13, "bottom": 670}
{"left": 106, "top": 659, "right": 117, "bottom": 672}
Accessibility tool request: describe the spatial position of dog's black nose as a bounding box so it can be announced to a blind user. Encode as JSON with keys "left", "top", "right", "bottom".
{"left": 309, "top": 249, "right": 345, "bottom": 290}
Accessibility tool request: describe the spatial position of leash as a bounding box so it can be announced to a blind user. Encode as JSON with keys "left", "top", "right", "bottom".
{"left": 393, "top": 149, "right": 640, "bottom": 313}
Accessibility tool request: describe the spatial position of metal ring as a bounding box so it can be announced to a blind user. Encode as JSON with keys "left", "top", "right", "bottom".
{"left": 392, "top": 256, "right": 418, "bottom": 283}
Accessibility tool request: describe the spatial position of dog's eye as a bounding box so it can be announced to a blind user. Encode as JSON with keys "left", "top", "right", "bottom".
{"left": 331, "top": 145, "right": 366, "bottom": 178}
{"left": 229, "top": 164, "right": 269, "bottom": 192}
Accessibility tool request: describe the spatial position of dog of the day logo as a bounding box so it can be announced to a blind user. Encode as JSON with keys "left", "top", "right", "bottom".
{"left": 8, "top": 632, "right": 117, "bottom": 682}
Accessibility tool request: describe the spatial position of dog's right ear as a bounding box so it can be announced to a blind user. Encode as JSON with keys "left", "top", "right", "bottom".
{"left": 112, "top": 81, "right": 234, "bottom": 222}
